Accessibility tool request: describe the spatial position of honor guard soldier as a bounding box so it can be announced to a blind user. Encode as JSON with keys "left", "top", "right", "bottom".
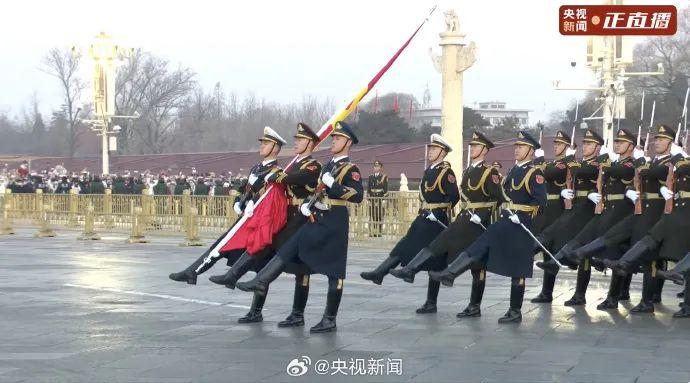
{"left": 530, "top": 131, "right": 577, "bottom": 303}
{"left": 428, "top": 131, "right": 547, "bottom": 323}
{"left": 236, "top": 121, "right": 364, "bottom": 333}
{"left": 539, "top": 128, "right": 637, "bottom": 308}
{"left": 367, "top": 160, "right": 388, "bottom": 237}
{"left": 567, "top": 125, "right": 674, "bottom": 312}
{"left": 208, "top": 123, "right": 322, "bottom": 327}
{"left": 386, "top": 132, "right": 503, "bottom": 318}
{"left": 607, "top": 139, "right": 690, "bottom": 318}
{"left": 360, "top": 134, "right": 460, "bottom": 314}
{"left": 168, "top": 127, "right": 286, "bottom": 285}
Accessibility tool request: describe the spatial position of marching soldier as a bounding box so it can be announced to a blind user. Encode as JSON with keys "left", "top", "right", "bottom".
{"left": 367, "top": 160, "right": 388, "bottom": 237}
{"left": 606, "top": 141, "right": 690, "bottom": 317}
{"left": 236, "top": 121, "right": 364, "bottom": 333}
{"left": 565, "top": 125, "right": 675, "bottom": 312}
{"left": 530, "top": 131, "right": 576, "bottom": 303}
{"left": 208, "top": 123, "right": 322, "bottom": 327}
{"left": 360, "top": 134, "right": 460, "bottom": 314}
{"left": 539, "top": 128, "right": 636, "bottom": 308}
{"left": 385, "top": 132, "right": 502, "bottom": 318}
{"left": 168, "top": 127, "right": 286, "bottom": 286}
{"left": 428, "top": 131, "right": 547, "bottom": 323}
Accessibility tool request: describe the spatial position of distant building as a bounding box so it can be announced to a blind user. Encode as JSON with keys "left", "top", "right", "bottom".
{"left": 412, "top": 101, "right": 531, "bottom": 130}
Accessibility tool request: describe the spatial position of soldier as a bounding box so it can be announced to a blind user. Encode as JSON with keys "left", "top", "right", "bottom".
{"left": 168, "top": 127, "right": 286, "bottom": 285}
{"left": 606, "top": 141, "right": 690, "bottom": 317}
{"left": 428, "top": 131, "right": 547, "bottom": 324}
{"left": 384, "top": 132, "right": 502, "bottom": 318}
{"left": 530, "top": 131, "right": 577, "bottom": 303}
{"left": 236, "top": 121, "right": 364, "bottom": 333}
{"left": 367, "top": 160, "right": 388, "bottom": 237}
{"left": 539, "top": 128, "right": 636, "bottom": 308}
{"left": 193, "top": 177, "right": 209, "bottom": 196}
{"left": 561, "top": 125, "right": 675, "bottom": 312}
{"left": 360, "top": 134, "right": 460, "bottom": 313}
{"left": 208, "top": 123, "right": 322, "bottom": 326}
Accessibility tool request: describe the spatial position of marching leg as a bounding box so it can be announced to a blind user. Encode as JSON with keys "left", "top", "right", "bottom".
{"left": 236, "top": 256, "right": 286, "bottom": 296}
{"left": 564, "top": 259, "right": 590, "bottom": 306}
{"left": 630, "top": 262, "right": 656, "bottom": 314}
{"left": 208, "top": 251, "right": 255, "bottom": 289}
{"left": 673, "top": 274, "right": 690, "bottom": 318}
{"left": 169, "top": 252, "right": 220, "bottom": 285}
{"left": 360, "top": 255, "right": 401, "bottom": 285}
{"left": 390, "top": 248, "right": 435, "bottom": 283}
{"left": 596, "top": 274, "right": 622, "bottom": 311}
{"left": 653, "top": 260, "right": 667, "bottom": 303}
{"left": 278, "top": 274, "right": 310, "bottom": 328}
{"left": 498, "top": 277, "right": 524, "bottom": 324}
{"left": 416, "top": 278, "right": 439, "bottom": 314}
{"left": 532, "top": 253, "right": 555, "bottom": 303}
{"left": 457, "top": 268, "right": 485, "bottom": 318}
{"left": 238, "top": 288, "right": 268, "bottom": 323}
{"left": 310, "top": 277, "right": 342, "bottom": 333}
{"left": 619, "top": 273, "right": 632, "bottom": 301}
{"left": 428, "top": 251, "right": 476, "bottom": 287}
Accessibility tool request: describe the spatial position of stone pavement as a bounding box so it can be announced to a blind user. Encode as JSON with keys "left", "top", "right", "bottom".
{"left": 1, "top": 229, "right": 689, "bottom": 383}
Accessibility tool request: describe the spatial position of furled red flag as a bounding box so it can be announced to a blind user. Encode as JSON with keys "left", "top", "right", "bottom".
{"left": 219, "top": 183, "right": 288, "bottom": 254}
{"left": 393, "top": 94, "right": 399, "bottom": 113}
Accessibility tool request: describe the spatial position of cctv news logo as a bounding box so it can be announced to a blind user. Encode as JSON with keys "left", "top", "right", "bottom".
{"left": 559, "top": 4, "right": 677, "bottom": 35}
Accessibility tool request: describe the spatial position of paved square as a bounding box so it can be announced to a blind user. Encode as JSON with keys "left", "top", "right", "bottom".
{"left": 1, "top": 229, "right": 689, "bottom": 382}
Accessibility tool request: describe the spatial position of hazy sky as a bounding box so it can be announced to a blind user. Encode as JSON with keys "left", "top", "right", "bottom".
{"left": 1, "top": 0, "right": 686, "bottom": 124}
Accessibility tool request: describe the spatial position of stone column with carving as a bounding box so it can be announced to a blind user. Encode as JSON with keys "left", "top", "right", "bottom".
{"left": 430, "top": 9, "right": 477, "bottom": 175}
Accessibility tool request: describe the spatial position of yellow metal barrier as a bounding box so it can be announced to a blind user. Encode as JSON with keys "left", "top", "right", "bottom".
{"left": 2, "top": 191, "right": 427, "bottom": 248}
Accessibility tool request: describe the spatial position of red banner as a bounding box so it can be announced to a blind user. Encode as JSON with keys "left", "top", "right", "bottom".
{"left": 559, "top": 5, "right": 677, "bottom": 36}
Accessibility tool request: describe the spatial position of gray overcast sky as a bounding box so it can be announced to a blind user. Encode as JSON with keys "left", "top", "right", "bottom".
{"left": 1, "top": 0, "right": 687, "bottom": 124}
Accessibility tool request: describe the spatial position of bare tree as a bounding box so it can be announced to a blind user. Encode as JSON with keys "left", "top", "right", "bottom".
{"left": 41, "top": 47, "right": 86, "bottom": 157}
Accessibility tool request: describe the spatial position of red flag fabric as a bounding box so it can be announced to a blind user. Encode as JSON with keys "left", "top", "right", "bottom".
{"left": 393, "top": 94, "right": 399, "bottom": 113}
{"left": 220, "top": 183, "right": 288, "bottom": 255}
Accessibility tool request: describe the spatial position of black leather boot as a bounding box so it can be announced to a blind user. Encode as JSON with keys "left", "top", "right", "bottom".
{"left": 596, "top": 274, "right": 622, "bottom": 311}
{"left": 673, "top": 276, "right": 690, "bottom": 318}
{"left": 428, "top": 251, "right": 476, "bottom": 287}
{"left": 532, "top": 255, "right": 555, "bottom": 303}
{"left": 416, "top": 279, "right": 439, "bottom": 314}
{"left": 610, "top": 236, "right": 658, "bottom": 276}
{"left": 310, "top": 278, "right": 342, "bottom": 333}
{"left": 360, "top": 256, "right": 400, "bottom": 285}
{"left": 631, "top": 270, "right": 655, "bottom": 314}
{"left": 168, "top": 253, "right": 218, "bottom": 285}
{"left": 457, "top": 269, "right": 485, "bottom": 318}
{"left": 567, "top": 237, "right": 607, "bottom": 266}
{"left": 390, "top": 248, "right": 434, "bottom": 283}
{"left": 238, "top": 291, "right": 267, "bottom": 323}
{"left": 653, "top": 260, "right": 667, "bottom": 303}
{"left": 619, "top": 273, "right": 632, "bottom": 301}
{"left": 236, "top": 256, "right": 285, "bottom": 296}
{"left": 658, "top": 253, "right": 690, "bottom": 285}
{"left": 537, "top": 243, "right": 577, "bottom": 274}
{"left": 279, "top": 274, "right": 309, "bottom": 328}
{"left": 498, "top": 278, "right": 524, "bottom": 324}
{"left": 564, "top": 259, "right": 590, "bottom": 306}
{"left": 209, "top": 251, "right": 255, "bottom": 289}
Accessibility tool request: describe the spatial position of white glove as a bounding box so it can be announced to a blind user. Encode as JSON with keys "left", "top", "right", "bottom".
{"left": 534, "top": 148, "right": 545, "bottom": 158}
{"left": 300, "top": 203, "right": 312, "bottom": 217}
{"left": 609, "top": 153, "right": 620, "bottom": 162}
{"left": 321, "top": 172, "right": 335, "bottom": 188}
{"left": 244, "top": 200, "right": 255, "bottom": 217}
{"left": 599, "top": 145, "right": 609, "bottom": 156}
{"left": 644, "top": 156, "right": 651, "bottom": 163}
{"left": 509, "top": 214, "right": 521, "bottom": 224}
{"left": 625, "top": 189, "right": 639, "bottom": 203}
{"left": 469, "top": 214, "right": 482, "bottom": 225}
{"left": 426, "top": 212, "right": 438, "bottom": 222}
{"left": 247, "top": 173, "right": 258, "bottom": 186}
{"left": 565, "top": 147, "right": 577, "bottom": 157}
{"left": 314, "top": 201, "right": 328, "bottom": 210}
{"left": 560, "top": 189, "right": 575, "bottom": 200}
{"left": 588, "top": 192, "right": 602, "bottom": 204}
{"left": 660, "top": 186, "right": 674, "bottom": 201}
{"left": 633, "top": 148, "right": 645, "bottom": 160}
{"left": 671, "top": 143, "right": 683, "bottom": 156}
{"left": 233, "top": 202, "right": 242, "bottom": 215}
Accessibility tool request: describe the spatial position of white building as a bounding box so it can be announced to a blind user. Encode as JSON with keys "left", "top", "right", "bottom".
{"left": 412, "top": 101, "right": 531, "bottom": 130}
